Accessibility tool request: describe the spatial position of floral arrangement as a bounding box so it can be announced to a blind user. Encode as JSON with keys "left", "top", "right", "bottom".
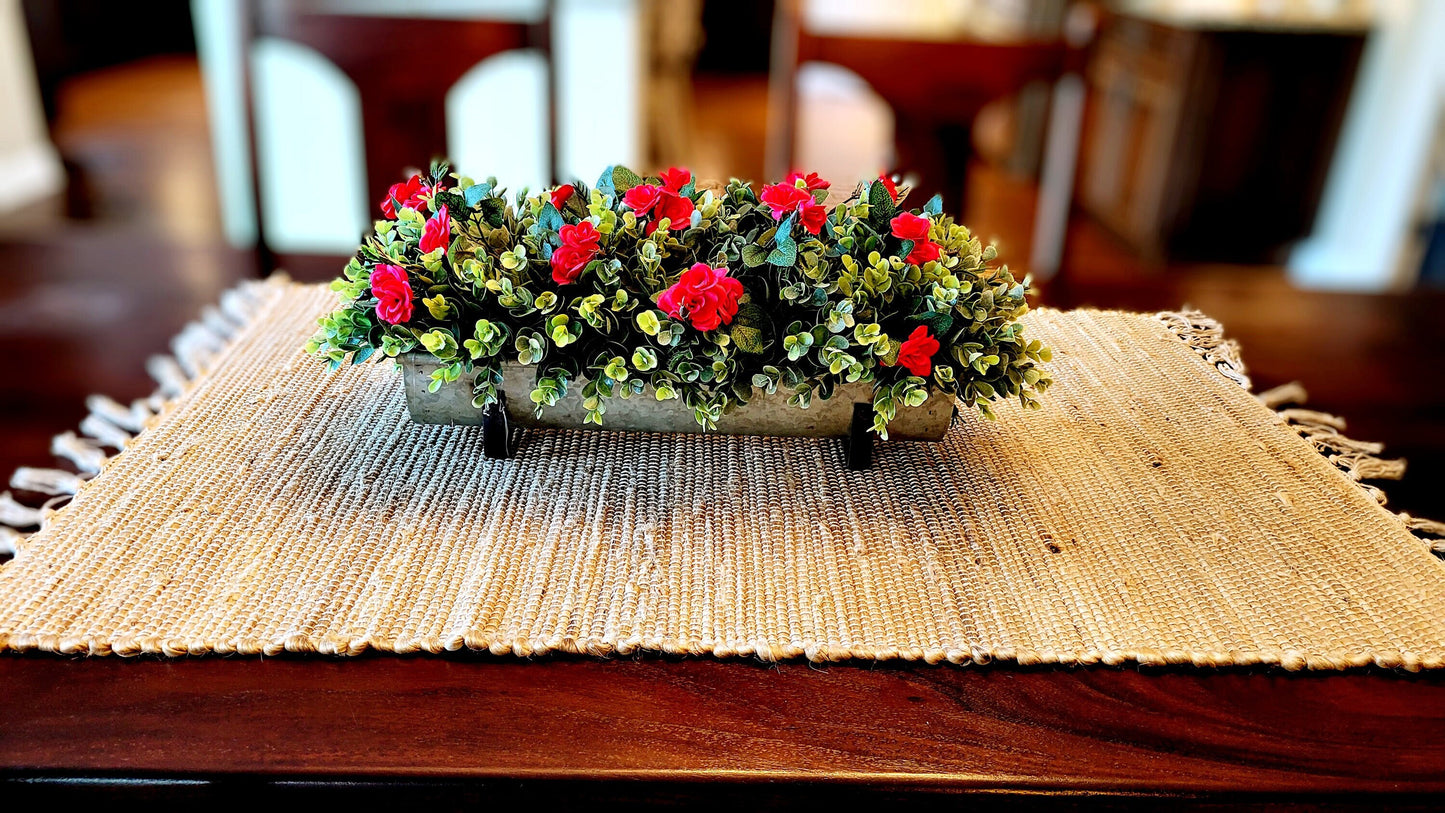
{"left": 307, "top": 161, "right": 1052, "bottom": 437}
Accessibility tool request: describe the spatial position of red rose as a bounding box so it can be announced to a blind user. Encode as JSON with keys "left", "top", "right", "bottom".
{"left": 906, "top": 239, "right": 941, "bottom": 265}
{"left": 658, "top": 166, "right": 691, "bottom": 192}
{"left": 896, "top": 325, "right": 939, "bottom": 376}
{"left": 891, "top": 211, "right": 941, "bottom": 265}
{"left": 380, "top": 174, "right": 429, "bottom": 219}
{"left": 759, "top": 181, "right": 827, "bottom": 235}
{"left": 549, "top": 183, "right": 576, "bottom": 211}
{"left": 418, "top": 204, "right": 450, "bottom": 254}
{"left": 785, "top": 170, "right": 830, "bottom": 192}
{"left": 623, "top": 180, "right": 694, "bottom": 234}
{"left": 622, "top": 183, "right": 661, "bottom": 215}
{"left": 657, "top": 189, "right": 695, "bottom": 227}
{"left": 890, "top": 212, "right": 931, "bottom": 241}
{"left": 550, "top": 220, "right": 601, "bottom": 284}
{"left": 879, "top": 173, "right": 899, "bottom": 202}
{"left": 657, "top": 262, "right": 743, "bottom": 331}
{"left": 370, "top": 263, "right": 413, "bottom": 325}
{"left": 550, "top": 247, "right": 586, "bottom": 284}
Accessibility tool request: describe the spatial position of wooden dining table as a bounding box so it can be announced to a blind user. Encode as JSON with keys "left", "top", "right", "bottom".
{"left": 4, "top": 655, "right": 1445, "bottom": 805}
{"left": 2, "top": 240, "right": 1444, "bottom": 804}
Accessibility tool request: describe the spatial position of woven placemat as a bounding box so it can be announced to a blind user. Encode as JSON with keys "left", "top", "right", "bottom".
{"left": 1, "top": 277, "right": 1442, "bottom": 668}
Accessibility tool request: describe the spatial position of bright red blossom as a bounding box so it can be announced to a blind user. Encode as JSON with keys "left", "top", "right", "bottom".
{"left": 550, "top": 220, "right": 602, "bottom": 285}
{"left": 890, "top": 211, "right": 930, "bottom": 241}
{"left": 380, "top": 174, "right": 430, "bottom": 219}
{"left": 622, "top": 184, "right": 662, "bottom": 214}
{"left": 549, "top": 184, "right": 576, "bottom": 211}
{"left": 760, "top": 181, "right": 827, "bottom": 235}
{"left": 370, "top": 264, "right": 414, "bottom": 325}
{"left": 658, "top": 166, "right": 691, "bottom": 192}
{"left": 623, "top": 167, "right": 695, "bottom": 234}
{"left": 418, "top": 204, "right": 450, "bottom": 254}
{"left": 890, "top": 212, "right": 941, "bottom": 265}
{"left": 896, "top": 326, "right": 939, "bottom": 376}
{"left": 785, "top": 170, "right": 830, "bottom": 192}
{"left": 905, "top": 239, "right": 941, "bottom": 265}
{"left": 657, "top": 262, "right": 743, "bottom": 331}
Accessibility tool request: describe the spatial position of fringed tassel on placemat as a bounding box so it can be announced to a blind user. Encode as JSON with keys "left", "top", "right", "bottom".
{"left": 0, "top": 276, "right": 284, "bottom": 556}
{"left": 1157, "top": 309, "right": 1443, "bottom": 556}
{"left": 1154, "top": 309, "right": 1252, "bottom": 389}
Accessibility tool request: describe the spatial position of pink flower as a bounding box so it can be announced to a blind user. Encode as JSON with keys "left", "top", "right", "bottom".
{"left": 759, "top": 181, "right": 827, "bottom": 235}
{"left": 896, "top": 326, "right": 939, "bottom": 376}
{"left": 550, "top": 220, "right": 601, "bottom": 285}
{"left": 549, "top": 183, "right": 576, "bottom": 211}
{"left": 370, "top": 264, "right": 413, "bottom": 325}
{"left": 890, "top": 212, "right": 940, "bottom": 265}
{"left": 785, "top": 170, "right": 830, "bottom": 192}
{"left": 380, "top": 174, "right": 429, "bottom": 219}
{"left": 657, "top": 262, "right": 743, "bottom": 331}
{"left": 879, "top": 174, "right": 899, "bottom": 203}
{"left": 418, "top": 204, "right": 450, "bottom": 254}
{"left": 623, "top": 172, "right": 695, "bottom": 234}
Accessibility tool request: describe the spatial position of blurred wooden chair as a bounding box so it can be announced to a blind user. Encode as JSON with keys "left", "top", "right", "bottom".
{"left": 767, "top": 0, "right": 1094, "bottom": 279}
{"left": 243, "top": 0, "right": 556, "bottom": 275}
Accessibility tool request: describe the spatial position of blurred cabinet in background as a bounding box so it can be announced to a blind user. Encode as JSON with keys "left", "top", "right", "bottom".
{"left": 1078, "top": 7, "right": 1365, "bottom": 263}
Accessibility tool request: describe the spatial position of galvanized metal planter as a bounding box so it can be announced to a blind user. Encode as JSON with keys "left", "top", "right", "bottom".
{"left": 400, "top": 353, "right": 954, "bottom": 468}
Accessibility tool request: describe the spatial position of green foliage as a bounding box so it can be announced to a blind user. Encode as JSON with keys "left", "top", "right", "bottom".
{"left": 729, "top": 303, "right": 769, "bottom": 354}
{"left": 867, "top": 179, "right": 896, "bottom": 230}
{"left": 767, "top": 215, "right": 798, "bottom": 267}
{"left": 307, "top": 162, "right": 1053, "bottom": 436}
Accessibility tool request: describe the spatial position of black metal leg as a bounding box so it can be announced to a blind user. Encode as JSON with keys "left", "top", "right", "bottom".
{"left": 483, "top": 390, "right": 514, "bottom": 459}
{"left": 847, "top": 403, "right": 873, "bottom": 471}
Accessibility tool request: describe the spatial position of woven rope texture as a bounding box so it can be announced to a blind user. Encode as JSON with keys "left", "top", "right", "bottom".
{"left": 1, "top": 278, "right": 1442, "bottom": 667}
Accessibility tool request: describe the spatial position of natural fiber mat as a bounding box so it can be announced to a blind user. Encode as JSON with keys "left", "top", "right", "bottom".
{"left": 2, "top": 277, "right": 1443, "bottom": 668}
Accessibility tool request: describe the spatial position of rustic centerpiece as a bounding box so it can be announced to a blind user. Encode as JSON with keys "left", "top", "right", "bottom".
{"left": 309, "top": 162, "right": 1051, "bottom": 467}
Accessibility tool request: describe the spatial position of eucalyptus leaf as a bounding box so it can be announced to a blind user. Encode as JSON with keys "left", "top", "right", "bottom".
{"left": 464, "top": 182, "right": 492, "bottom": 207}
{"left": 767, "top": 216, "right": 797, "bottom": 267}
{"left": 538, "top": 202, "right": 563, "bottom": 233}
{"left": 595, "top": 165, "right": 616, "bottom": 196}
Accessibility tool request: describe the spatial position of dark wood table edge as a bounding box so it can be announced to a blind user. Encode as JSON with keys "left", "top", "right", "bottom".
{"left": 6, "top": 773, "right": 1445, "bottom": 807}
{"left": 5, "top": 651, "right": 1445, "bottom": 803}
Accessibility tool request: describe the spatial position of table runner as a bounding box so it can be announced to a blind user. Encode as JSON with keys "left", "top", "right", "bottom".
{"left": 1, "top": 277, "right": 1442, "bottom": 667}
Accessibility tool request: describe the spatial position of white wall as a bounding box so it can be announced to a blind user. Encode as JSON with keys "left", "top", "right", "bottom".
{"left": 0, "top": 0, "right": 64, "bottom": 212}
{"left": 1289, "top": 0, "right": 1445, "bottom": 290}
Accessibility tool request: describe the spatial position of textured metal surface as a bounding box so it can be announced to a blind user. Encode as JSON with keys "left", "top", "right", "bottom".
{"left": 401, "top": 354, "right": 952, "bottom": 440}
